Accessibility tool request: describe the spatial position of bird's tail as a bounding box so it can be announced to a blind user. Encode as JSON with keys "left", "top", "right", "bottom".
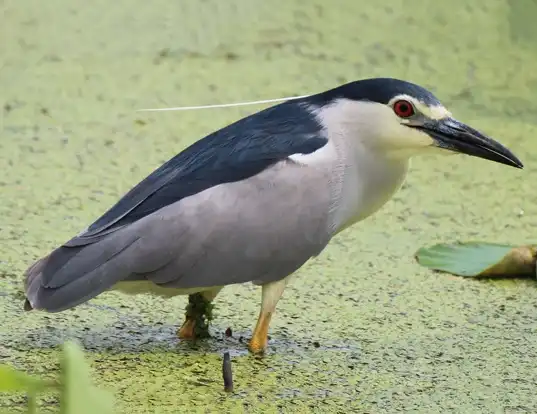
{"left": 23, "top": 231, "right": 141, "bottom": 313}
{"left": 24, "top": 255, "right": 50, "bottom": 311}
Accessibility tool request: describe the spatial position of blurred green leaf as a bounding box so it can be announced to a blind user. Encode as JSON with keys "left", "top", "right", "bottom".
{"left": 0, "top": 364, "right": 51, "bottom": 393}
{"left": 0, "top": 341, "right": 116, "bottom": 413}
{"left": 60, "top": 341, "right": 114, "bottom": 414}
{"left": 415, "top": 242, "right": 537, "bottom": 278}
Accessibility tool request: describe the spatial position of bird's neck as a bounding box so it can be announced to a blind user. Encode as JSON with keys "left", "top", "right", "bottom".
{"left": 330, "top": 140, "right": 410, "bottom": 235}
{"left": 308, "top": 99, "right": 411, "bottom": 235}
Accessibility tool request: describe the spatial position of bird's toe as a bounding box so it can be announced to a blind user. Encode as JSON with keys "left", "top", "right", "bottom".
{"left": 177, "top": 319, "right": 197, "bottom": 339}
{"left": 248, "top": 334, "right": 268, "bottom": 355}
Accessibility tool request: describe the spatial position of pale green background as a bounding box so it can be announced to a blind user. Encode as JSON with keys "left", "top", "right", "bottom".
{"left": 1, "top": 0, "right": 537, "bottom": 412}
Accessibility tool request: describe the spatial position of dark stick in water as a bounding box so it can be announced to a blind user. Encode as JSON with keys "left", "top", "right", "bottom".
{"left": 222, "top": 351, "right": 233, "bottom": 392}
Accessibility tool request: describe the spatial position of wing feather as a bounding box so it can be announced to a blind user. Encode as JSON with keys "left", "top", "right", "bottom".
{"left": 71, "top": 100, "right": 326, "bottom": 245}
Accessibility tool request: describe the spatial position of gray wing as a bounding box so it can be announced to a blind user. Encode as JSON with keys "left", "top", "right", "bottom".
{"left": 25, "top": 157, "right": 336, "bottom": 312}
{"left": 24, "top": 101, "right": 334, "bottom": 312}
{"left": 127, "top": 158, "right": 337, "bottom": 290}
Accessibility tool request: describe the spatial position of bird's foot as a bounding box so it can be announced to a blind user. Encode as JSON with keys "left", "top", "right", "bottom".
{"left": 248, "top": 311, "right": 272, "bottom": 355}
{"left": 248, "top": 336, "right": 268, "bottom": 355}
{"left": 177, "top": 318, "right": 197, "bottom": 339}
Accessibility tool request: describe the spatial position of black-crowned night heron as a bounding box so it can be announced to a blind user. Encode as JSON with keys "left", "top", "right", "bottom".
{"left": 23, "top": 78, "right": 523, "bottom": 354}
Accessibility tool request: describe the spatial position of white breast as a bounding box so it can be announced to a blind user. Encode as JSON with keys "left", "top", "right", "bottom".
{"left": 333, "top": 147, "right": 409, "bottom": 233}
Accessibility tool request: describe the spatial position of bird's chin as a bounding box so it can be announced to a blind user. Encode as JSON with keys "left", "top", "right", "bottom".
{"left": 426, "top": 145, "right": 457, "bottom": 156}
{"left": 410, "top": 145, "right": 458, "bottom": 159}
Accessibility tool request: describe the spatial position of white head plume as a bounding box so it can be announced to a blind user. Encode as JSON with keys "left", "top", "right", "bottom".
{"left": 136, "top": 95, "right": 311, "bottom": 112}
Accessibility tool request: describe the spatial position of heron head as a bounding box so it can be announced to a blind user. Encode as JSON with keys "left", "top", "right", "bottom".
{"left": 310, "top": 78, "right": 523, "bottom": 169}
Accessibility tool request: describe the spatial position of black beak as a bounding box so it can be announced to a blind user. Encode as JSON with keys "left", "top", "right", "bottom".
{"left": 411, "top": 117, "right": 523, "bottom": 169}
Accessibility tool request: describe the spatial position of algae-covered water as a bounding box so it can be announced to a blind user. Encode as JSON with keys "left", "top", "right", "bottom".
{"left": 2, "top": 0, "right": 537, "bottom": 412}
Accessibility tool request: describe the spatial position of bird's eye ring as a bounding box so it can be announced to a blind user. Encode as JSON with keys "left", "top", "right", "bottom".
{"left": 393, "top": 100, "right": 415, "bottom": 118}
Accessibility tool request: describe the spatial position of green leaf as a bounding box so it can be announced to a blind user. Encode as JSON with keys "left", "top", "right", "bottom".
{"left": 0, "top": 364, "right": 51, "bottom": 393}
{"left": 415, "top": 242, "right": 537, "bottom": 277}
{"left": 60, "top": 341, "right": 114, "bottom": 414}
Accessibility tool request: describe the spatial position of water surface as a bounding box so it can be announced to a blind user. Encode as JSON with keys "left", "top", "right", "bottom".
{"left": 1, "top": 1, "right": 537, "bottom": 412}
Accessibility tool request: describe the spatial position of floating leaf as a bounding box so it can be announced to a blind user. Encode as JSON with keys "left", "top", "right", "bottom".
{"left": 60, "top": 341, "right": 114, "bottom": 414}
{"left": 415, "top": 242, "right": 537, "bottom": 278}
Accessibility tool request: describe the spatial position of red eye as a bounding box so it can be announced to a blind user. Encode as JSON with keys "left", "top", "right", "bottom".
{"left": 393, "top": 100, "right": 415, "bottom": 118}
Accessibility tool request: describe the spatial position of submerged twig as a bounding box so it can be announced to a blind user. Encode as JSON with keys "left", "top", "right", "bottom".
{"left": 222, "top": 351, "right": 233, "bottom": 393}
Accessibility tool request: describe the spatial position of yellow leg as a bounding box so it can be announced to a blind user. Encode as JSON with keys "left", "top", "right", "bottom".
{"left": 249, "top": 277, "right": 290, "bottom": 355}
{"left": 249, "top": 311, "right": 274, "bottom": 354}
{"left": 177, "top": 287, "right": 222, "bottom": 339}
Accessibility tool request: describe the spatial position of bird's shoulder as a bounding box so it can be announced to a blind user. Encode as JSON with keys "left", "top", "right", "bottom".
{"left": 67, "top": 101, "right": 329, "bottom": 245}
